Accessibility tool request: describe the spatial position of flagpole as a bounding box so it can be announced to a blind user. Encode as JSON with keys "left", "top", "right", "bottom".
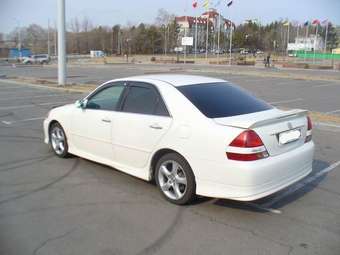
{"left": 205, "top": 14, "right": 209, "bottom": 59}
{"left": 229, "top": 23, "right": 233, "bottom": 65}
{"left": 304, "top": 24, "right": 309, "bottom": 62}
{"left": 313, "top": 24, "right": 318, "bottom": 64}
{"left": 286, "top": 22, "right": 290, "bottom": 56}
{"left": 184, "top": 1, "right": 188, "bottom": 65}
{"left": 217, "top": 11, "right": 221, "bottom": 63}
{"left": 295, "top": 24, "right": 299, "bottom": 62}
{"left": 324, "top": 22, "right": 328, "bottom": 53}
{"left": 194, "top": 15, "right": 198, "bottom": 61}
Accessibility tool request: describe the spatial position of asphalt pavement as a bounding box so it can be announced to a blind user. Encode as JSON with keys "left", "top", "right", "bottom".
{"left": 0, "top": 65, "right": 340, "bottom": 255}
{"left": 1, "top": 63, "right": 340, "bottom": 115}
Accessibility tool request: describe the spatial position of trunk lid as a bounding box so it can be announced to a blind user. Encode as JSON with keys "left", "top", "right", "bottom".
{"left": 214, "top": 109, "right": 309, "bottom": 156}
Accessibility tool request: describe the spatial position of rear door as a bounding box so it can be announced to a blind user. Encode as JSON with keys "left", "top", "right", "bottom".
{"left": 112, "top": 81, "right": 172, "bottom": 169}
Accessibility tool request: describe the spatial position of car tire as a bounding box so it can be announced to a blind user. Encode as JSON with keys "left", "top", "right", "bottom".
{"left": 155, "top": 153, "right": 196, "bottom": 205}
{"left": 49, "top": 122, "right": 69, "bottom": 158}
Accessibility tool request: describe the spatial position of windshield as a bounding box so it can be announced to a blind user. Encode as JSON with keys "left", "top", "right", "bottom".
{"left": 177, "top": 82, "right": 272, "bottom": 118}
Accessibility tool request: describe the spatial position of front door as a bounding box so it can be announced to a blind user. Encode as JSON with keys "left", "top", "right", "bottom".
{"left": 70, "top": 82, "right": 125, "bottom": 162}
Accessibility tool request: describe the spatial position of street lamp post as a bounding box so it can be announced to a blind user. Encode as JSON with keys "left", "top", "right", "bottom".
{"left": 58, "top": 0, "right": 66, "bottom": 86}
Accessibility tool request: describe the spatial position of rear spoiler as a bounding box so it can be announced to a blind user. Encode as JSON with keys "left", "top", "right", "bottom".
{"left": 248, "top": 109, "right": 308, "bottom": 129}
{"left": 213, "top": 109, "right": 308, "bottom": 129}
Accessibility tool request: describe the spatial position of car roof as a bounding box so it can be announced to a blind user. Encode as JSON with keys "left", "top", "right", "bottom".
{"left": 118, "top": 74, "right": 226, "bottom": 87}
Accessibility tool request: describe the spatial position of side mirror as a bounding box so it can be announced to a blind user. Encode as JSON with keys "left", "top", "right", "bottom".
{"left": 75, "top": 99, "right": 87, "bottom": 109}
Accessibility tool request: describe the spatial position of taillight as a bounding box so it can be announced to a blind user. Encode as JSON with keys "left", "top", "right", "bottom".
{"left": 305, "top": 116, "right": 312, "bottom": 143}
{"left": 226, "top": 130, "right": 269, "bottom": 161}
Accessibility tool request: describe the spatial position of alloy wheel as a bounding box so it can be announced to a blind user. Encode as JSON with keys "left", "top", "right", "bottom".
{"left": 51, "top": 126, "right": 66, "bottom": 155}
{"left": 158, "top": 160, "right": 187, "bottom": 200}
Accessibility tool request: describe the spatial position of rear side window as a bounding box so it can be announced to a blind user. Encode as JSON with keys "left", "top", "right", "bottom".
{"left": 121, "top": 84, "right": 169, "bottom": 116}
{"left": 177, "top": 82, "right": 272, "bottom": 118}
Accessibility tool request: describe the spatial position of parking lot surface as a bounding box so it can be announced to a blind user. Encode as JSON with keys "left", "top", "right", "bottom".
{"left": 0, "top": 65, "right": 340, "bottom": 255}
{"left": 2, "top": 64, "right": 340, "bottom": 116}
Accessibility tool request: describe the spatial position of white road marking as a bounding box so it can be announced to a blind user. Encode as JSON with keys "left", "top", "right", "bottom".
{"left": 0, "top": 85, "right": 27, "bottom": 90}
{"left": 312, "top": 83, "right": 340, "bottom": 88}
{"left": 326, "top": 109, "right": 340, "bottom": 114}
{"left": 1, "top": 117, "right": 44, "bottom": 125}
{"left": 314, "top": 122, "right": 340, "bottom": 129}
{"left": 0, "top": 101, "right": 70, "bottom": 110}
{"left": 268, "top": 98, "right": 304, "bottom": 105}
{"left": 0, "top": 94, "right": 64, "bottom": 101}
{"left": 262, "top": 160, "right": 340, "bottom": 208}
{"left": 246, "top": 202, "right": 282, "bottom": 214}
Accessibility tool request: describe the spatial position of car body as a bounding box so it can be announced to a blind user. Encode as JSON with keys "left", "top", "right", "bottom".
{"left": 22, "top": 54, "right": 50, "bottom": 64}
{"left": 44, "top": 75, "right": 314, "bottom": 204}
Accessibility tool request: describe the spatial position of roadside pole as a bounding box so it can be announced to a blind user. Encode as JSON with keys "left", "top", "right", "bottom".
{"left": 286, "top": 22, "right": 290, "bottom": 56}
{"left": 54, "top": 22, "right": 57, "bottom": 56}
{"left": 47, "top": 19, "right": 50, "bottom": 57}
{"left": 205, "top": 15, "right": 209, "bottom": 60}
{"left": 217, "top": 12, "right": 221, "bottom": 63}
{"left": 304, "top": 24, "right": 309, "bottom": 62}
{"left": 313, "top": 25, "right": 318, "bottom": 64}
{"left": 57, "top": 0, "right": 66, "bottom": 86}
{"left": 184, "top": 15, "right": 187, "bottom": 64}
{"left": 194, "top": 15, "right": 198, "bottom": 62}
{"left": 18, "top": 25, "right": 22, "bottom": 59}
{"left": 229, "top": 24, "right": 233, "bottom": 65}
{"left": 324, "top": 22, "right": 328, "bottom": 53}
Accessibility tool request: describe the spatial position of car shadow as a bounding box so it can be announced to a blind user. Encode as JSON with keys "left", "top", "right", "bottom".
{"left": 212, "top": 159, "right": 330, "bottom": 213}
{"left": 58, "top": 154, "right": 331, "bottom": 213}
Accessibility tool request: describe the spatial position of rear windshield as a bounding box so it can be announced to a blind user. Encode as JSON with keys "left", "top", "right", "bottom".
{"left": 177, "top": 82, "right": 272, "bottom": 118}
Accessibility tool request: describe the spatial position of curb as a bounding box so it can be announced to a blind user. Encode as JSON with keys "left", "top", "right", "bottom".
{"left": 0, "top": 79, "right": 93, "bottom": 93}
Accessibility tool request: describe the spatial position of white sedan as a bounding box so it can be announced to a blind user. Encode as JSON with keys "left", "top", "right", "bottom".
{"left": 44, "top": 75, "right": 314, "bottom": 204}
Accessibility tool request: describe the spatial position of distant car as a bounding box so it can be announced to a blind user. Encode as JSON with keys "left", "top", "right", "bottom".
{"left": 22, "top": 54, "right": 50, "bottom": 64}
{"left": 256, "top": 50, "right": 264, "bottom": 55}
{"left": 214, "top": 49, "right": 224, "bottom": 54}
{"left": 44, "top": 74, "right": 314, "bottom": 205}
{"left": 240, "top": 49, "right": 249, "bottom": 55}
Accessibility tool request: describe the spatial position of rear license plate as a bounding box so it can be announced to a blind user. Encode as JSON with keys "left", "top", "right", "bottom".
{"left": 279, "top": 129, "right": 301, "bottom": 145}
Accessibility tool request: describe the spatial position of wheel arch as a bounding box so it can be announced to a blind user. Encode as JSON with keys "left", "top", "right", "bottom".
{"left": 149, "top": 148, "right": 193, "bottom": 181}
{"left": 48, "top": 119, "right": 60, "bottom": 134}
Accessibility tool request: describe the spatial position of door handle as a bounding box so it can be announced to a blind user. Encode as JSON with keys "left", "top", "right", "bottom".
{"left": 149, "top": 123, "right": 163, "bottom": 129}
{"left": 101, "top": 118, "right": 111, "bottom": 123}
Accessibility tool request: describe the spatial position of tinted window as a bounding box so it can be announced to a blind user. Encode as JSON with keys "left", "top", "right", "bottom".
{"left": 86, "top": 84, "right": 124, "bottom": 110}
{"left": 178, "top": 82, "right": 272, "bottom": 118}
{"left": 122, "top": 85, "right": 169, "bottom": 116}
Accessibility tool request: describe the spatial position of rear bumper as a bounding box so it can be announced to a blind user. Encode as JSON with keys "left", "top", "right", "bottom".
{"left": 195, "top": 141, "right": 314, "bottom": 201}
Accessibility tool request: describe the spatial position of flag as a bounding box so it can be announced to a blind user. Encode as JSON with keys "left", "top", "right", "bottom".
{"left": 227, "top": 0, "right": 233, "bottom": 7}
{"left": 321, "top": 19, "right": 329, "bottom": 26}
{"left": 304, "top": 21, "right": 309, "bottom": 26}
{"left": 203, "top": 0, "right": 209, "bottom": 10}
{"left": 192, "top": 1, "right": 198, "bottom": 8}
{"left": 283, "top": 21, "right": 290, "bottom": 26}
{"left": 214, "top": 0, "right": 222, "bottom": 7}
{"left": 292, "top": 20, "right": 300, "bottom": 27}
{"left": 312, "top": 19, "right": 320, "bottom": 25}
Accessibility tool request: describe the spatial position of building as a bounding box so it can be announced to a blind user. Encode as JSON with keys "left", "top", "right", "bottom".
{"left": 336, "top": 26, "right": 340, "bottom": 47}
{"left": 175, "top": 8, "right": 232, "bottom": 51}
{"left": 287, "top": 35, "right": 324, "bottom": 52}
{"left": 9, "top": 48, "right": 32, "bottom": 59}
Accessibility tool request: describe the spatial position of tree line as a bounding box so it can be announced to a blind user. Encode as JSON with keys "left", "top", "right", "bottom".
{"left": 4, "top": 9, "right": 339, "bottom": 55}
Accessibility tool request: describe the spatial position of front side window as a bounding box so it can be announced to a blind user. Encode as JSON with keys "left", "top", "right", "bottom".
{"left": 86, "top": 83, "right": 124, "bottom": 111}
{"left": 121, "top": 83, "right": 169, "bottom": 116}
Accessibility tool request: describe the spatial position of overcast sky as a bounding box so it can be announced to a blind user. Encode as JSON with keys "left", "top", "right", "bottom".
{"left": 1, "top": 0, "right": 339, "bottom": 34}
